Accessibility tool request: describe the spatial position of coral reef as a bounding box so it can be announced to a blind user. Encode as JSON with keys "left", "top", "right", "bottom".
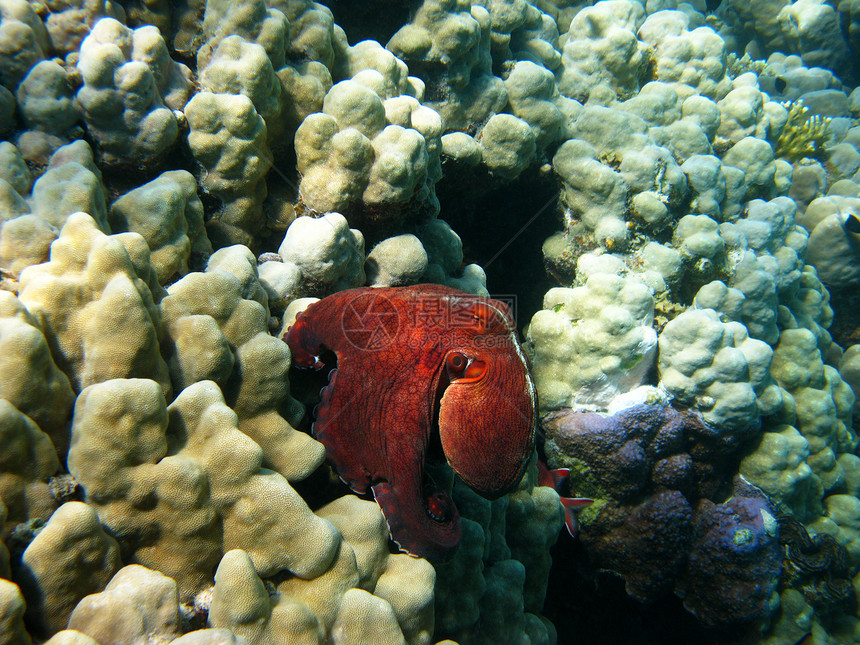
{"left": 525, "top": 260, "right": 657, "bottom": 412}
{"left": 434, "top": 460, "right": 563, "bottom": 645}
{"left": 555, "top": 0, "right": 647, "bottom": 102}
{"left": 798, "top": 184, "right": 860, "bottom": 288}
{"left": 387, "top": 0, "right": 505, "bottom": 131}
{"left": 185, "top": 91, "right": 272, "bottom": 248}
{"left": 658, "top": 308, "right": 777, "bottom": 435}
{"left": 108, "top": 170, "right": 212, "bottom": 284}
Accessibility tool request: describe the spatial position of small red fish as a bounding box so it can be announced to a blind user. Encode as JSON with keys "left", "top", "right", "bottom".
{"left": 537, "top": 460, "right": 593, "bottom": 537}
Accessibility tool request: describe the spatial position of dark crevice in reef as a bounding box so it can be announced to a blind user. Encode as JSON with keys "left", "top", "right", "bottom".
{"left": 286, "top": 346, "right": 364, "bottom": 512}
{"left": 544, "top": 539, "right": 738, "bottom": 645}
{"left": 99, "top": 139, "right": 197, "bottom": 200}
{"left": 436, "top": 161, "right": 562, "bottom": 334}
{"left": 829, "top": 286, "right": 860, "bottom": 352}
{"left": 317, "top": 0, "right": 421, "bottom": 48}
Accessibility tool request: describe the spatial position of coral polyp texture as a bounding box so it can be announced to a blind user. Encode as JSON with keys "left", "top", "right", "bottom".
{"left": 75, "top": 18, "right": 188, "bottom": 167}
{"left": 525, "top": 258, "right": 658, "bottom": 412}
{"left": 67, "top": 378, "right": 339, "bottom": 597}
{"left": 185, "top": 91, "right": 272, "bottom": 247}
{"left": 294, "top": 78, "right": 443, "bottom": 228}
{"left": 0, "top": 0, "right": 859, "bottom": 642}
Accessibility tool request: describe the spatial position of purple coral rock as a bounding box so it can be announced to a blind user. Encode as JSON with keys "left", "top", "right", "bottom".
{"left": 582, "top": 490, "right": 694, "bottom": 602}
{"left": 676, "top": 480, "right": 781, "bottom": 628}
{"left": 651, "top": 453, "right": 694, "bottom": 490}
{"left": 542, "top": 404, "right": 712, "bottom": 501}
{"left": 542, "top": 404, "right": 778, "bottom": 629}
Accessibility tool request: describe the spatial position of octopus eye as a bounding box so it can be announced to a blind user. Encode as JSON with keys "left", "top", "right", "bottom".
{"left": 447, "top": 352, "right": 467, "bottom": 372}
{"left": 446, "top": 352, "right": 487, "bottom": 382}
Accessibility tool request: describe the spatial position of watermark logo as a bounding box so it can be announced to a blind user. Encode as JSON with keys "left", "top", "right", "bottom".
{"left": 488, "top": 294, "right": 518, "bottom": 327}
{"left": 404, "top": 294, "right": 518, "bottom": 329}
{"left": 341, "top": 291, "right": 399, "bottom": 351}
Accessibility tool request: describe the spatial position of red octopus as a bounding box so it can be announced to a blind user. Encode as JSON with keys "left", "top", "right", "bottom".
{"left": 284, "top": 284, "right": 536, "bottom": 560}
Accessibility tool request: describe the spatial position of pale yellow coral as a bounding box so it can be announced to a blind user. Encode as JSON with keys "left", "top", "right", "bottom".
{"left": 185, "top": 91, "right": 272, "bottom": 247}
{"left": 769, "top": 328, "right": 858, "bottom": 497}
{"left": 66, "top": 565, "right": 183, "bottom": 643}
{"left": 109, "top": 170, "right": 212, "bottom": 285}
{"left": 17, "top": 502, "right": 122, "bottom": 637}
{"left": 295, "top": 79, "right": 441, "bottom": 224}
{"left": 0, "top": 399, "right": 60, "bottom": 536}
{"left": 318, "top": 496, "right": 436, "bottom": 645}
{"left": 0, "top": 291, "right": 74, "bottom": 455}
{"left": 0, "top": 578, "right": 30, "bottom": 645}
{"left": 42, "top": 631, "right": 99, "bottom": 645}
{"left": 160, "top": 246, "right": 324, "bottom": 481}
{"left": 75, "top": 19, "right": 181, "bottom": 166}
{"left": 17, "top": 213, "right": 171, "bottom": 396}
{"left": 67, "top": 378, "right": 339, "bottom": 599}
{"left": 210, "top": 495, "right": 436, "bottom": 645}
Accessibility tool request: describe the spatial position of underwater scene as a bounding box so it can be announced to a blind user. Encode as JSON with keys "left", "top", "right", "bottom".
{"left": 0, "top": 0, "right": 859, "bottom": 643}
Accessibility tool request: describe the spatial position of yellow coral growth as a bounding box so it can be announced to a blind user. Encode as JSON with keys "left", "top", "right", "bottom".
{"left": 775, "top": 101, "right": 830, "bottom": 162}
{"left": 726, "top": 52, "right": 767, "bottom": 79}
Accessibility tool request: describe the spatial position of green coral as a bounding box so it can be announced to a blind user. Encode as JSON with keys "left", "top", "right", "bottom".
{"left": 775, "top": 101, "right": 830, "bottom": 163}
